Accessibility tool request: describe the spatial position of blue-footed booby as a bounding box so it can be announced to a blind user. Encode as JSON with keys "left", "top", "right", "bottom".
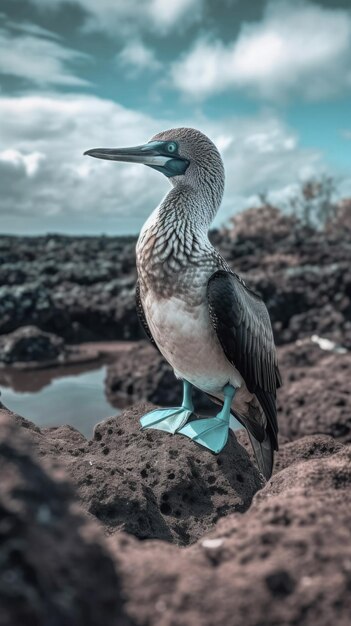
{"left": 85, "top": 128, "right": 282, "bottom": 479}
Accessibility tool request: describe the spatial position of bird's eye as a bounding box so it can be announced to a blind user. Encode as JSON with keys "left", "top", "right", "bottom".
{"left": 167, "top": 142, "right": 177, "bottom": 153}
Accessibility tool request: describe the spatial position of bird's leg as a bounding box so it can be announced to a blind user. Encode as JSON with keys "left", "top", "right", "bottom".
{"left": 140, "top": 380, "right": 194, "bottom": 434}
{"left": 178, "top": 384, "right": 236, "bottom": 454}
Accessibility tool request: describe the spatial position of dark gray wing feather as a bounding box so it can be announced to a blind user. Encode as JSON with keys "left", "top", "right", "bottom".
{"left": 135, "top": 280, "right": 159, "bottom": 351}
{"left": 207, "top": 270, "right": 282, "bottom": 454}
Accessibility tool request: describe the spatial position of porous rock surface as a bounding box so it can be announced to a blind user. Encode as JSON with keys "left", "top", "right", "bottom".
{"left": 0, "top": 407, "right": 131, "bottom": 626}
{"left": 16, "top": 402, "right": 262, "bottom": 545}
{"left": 112, "top": 443, "right": 351, "bottom": 626}
{"left": 277, "top": 339, "right": 351, "bottom": 443}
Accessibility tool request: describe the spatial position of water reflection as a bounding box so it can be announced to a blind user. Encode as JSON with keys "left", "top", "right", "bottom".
{"left": 0, "top": 364, "right": 119, "bottom": 439}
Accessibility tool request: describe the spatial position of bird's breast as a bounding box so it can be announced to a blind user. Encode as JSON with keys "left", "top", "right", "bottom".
{"left": 142, "top": 289, "right": 243, "bottom": 394}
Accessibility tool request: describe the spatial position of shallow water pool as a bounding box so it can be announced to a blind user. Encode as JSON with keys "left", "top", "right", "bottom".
{"left": 0, "top": 364, "right": 119, "bottom": 439}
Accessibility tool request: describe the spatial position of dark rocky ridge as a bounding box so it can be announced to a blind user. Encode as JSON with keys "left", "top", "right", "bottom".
{"left": 1, "top": 206, "right": 350, "bottom": 346}
{"left": 0, "top": 235, "right": 138, "bottom": 341}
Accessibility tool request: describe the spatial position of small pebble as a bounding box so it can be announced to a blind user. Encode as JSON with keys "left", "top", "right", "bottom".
{"left": 201, "top": 538, "right": 224, "bottom": 549}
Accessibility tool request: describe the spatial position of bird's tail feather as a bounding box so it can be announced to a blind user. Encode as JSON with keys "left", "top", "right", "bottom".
{"left": 247, "top": 429, "right": 274, "bottom": 481}
{"left": 204, "top": 391, "right": 275, "bottom": 479}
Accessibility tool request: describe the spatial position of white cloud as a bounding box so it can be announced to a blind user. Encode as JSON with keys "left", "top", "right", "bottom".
{"left": 171, "top": 1, "right": 351, "bottom": 100}
{"left": 209, "top": 114, "right": 324, "bottom": 221}
{"left": 4, "top": 18, "right": 61, "bottom": 40}
{"left": 0, "top": 93, "right": 169, "bottom": 224}
{"left": 28, "top": 0, "right": 202, "bottom": 37}
{"left": 0, "top": 20, "right": 91, "bottom": 87}
{"left": 148, "top": 0, "right": 202, "bottom": 32}
{"left": 0, "top": 93, "right": 327, "bottom": 232}
{"left": 0, "top": 149, "right": 45, "bottom": 176}
{"left": 117, "top": 40, "right": 161, "bottom": 73}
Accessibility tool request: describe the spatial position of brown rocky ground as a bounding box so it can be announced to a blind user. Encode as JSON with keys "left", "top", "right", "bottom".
{"left": 113, "top": 444, "right": 351, "bottom": 626}
{"left": 0, "top": 398, "right": 350, "bottom": 626}
{"left": 277, "top": 339, "right": 351, "bottom": 443}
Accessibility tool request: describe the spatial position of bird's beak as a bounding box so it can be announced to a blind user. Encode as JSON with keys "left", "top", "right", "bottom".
{"left": 84, "top": 143, "right": 170, "bottom": 166}
{"left": 84, "top": 141, "right": 189, "bottom": 178}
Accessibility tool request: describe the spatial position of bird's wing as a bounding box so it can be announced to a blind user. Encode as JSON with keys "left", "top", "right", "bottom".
{"left": 135, "top": 280, "right": 159, "bottom": 351}
{"left": 207, "top": 270, "right": 282, "bottom": 451}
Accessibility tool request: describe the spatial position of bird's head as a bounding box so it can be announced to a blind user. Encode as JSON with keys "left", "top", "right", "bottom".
{"left": 84, "top": 127, "right": 224, "bottom": 196}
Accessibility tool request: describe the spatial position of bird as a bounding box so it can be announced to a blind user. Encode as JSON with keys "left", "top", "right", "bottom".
{"left": 84, "top": 128, "right": 282, "bottom": 479}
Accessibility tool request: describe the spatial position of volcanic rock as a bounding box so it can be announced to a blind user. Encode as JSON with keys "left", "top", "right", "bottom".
{"left": 1, "top": 402, "right": 262, "bottom": 545}
{"left": 0, "top": 235, "right": 140, "bottom": 342}
{"left": 0, "top": 325, "right": 102, "bottom": 369}
{"left": 1, "top": 205, "right": 350, "bottom": 347}
{"left": 112, "top": 443, "right": 351, "bottom": 626}
{"left": 0, "top": 325, "right": 66, "bottom": 364}
{"left": 277, "top": 340, "right": 351, "bottom": 443}
{"left": 88, "top": 405, "right": 262, "bottom": 544}
{"left": 271, "top": 433, "right": 344, "bottom": 474}
{"left": 0, "top": 407, "right": 130, "bottom": 626}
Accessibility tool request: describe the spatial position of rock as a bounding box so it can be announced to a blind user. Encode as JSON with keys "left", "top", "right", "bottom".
{"left": 112, "top": 443, "right": 351, "bottom": 626}
{"left": 87, "top": 405, "right": 262, "bottom": 544}
{"left": 0, "top": 325, "right": 66, "bottom": 364}
{"left": 278, "top": 341, "right": 351, "bottom": 443}
{"left": 235, "top": 429, "right": 343, "bottom": 475}
{"left": 105, "top": 342, "right": 176, "bottom": 406}
{"left": 0, "top": 408, "right": 130, "bottom": 626}
{"left": 0, "top": 401, "right": 262, "bottom": 546}
{"left": 105, "top": 341, "right": 212, "bottom": 409}
{"left": 0, "top": 235, "right": 140, "bottom": 342}
{"left": 0, "top": 325, "right": 102, "bottom": 369}
{"left": 272, "top": 434, "right": 344, "bottom": 474}
{"left": 0, "top": 284, "right": 69, "bottom": 337}
{"left": 224, "top": 205, "right": 299, "bottom": 244}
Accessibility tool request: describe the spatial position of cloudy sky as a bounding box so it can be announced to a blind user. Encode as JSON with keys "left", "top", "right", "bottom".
{"left": 1, "top": 0, "right": 350, "bottom": 234}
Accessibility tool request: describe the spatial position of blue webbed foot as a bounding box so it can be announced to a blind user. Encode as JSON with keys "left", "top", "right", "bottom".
{"left": 140, "top": 380, "right": 194, "bottom": 435}
{"left": 178, "top": 384, "right": 236, "bottom": 454}
{"left": 178, "top": 416, "right": 229, "bottom": 453}
{"left": 140, "top": 406, "right": 193, "bottom": 434}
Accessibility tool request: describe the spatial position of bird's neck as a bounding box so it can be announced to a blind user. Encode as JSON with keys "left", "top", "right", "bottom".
{"left": 136, "top": 184, "right": 217, "bottom": 286}
{"left": 156, "top": 182, "right": 221, "bottom": 235}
